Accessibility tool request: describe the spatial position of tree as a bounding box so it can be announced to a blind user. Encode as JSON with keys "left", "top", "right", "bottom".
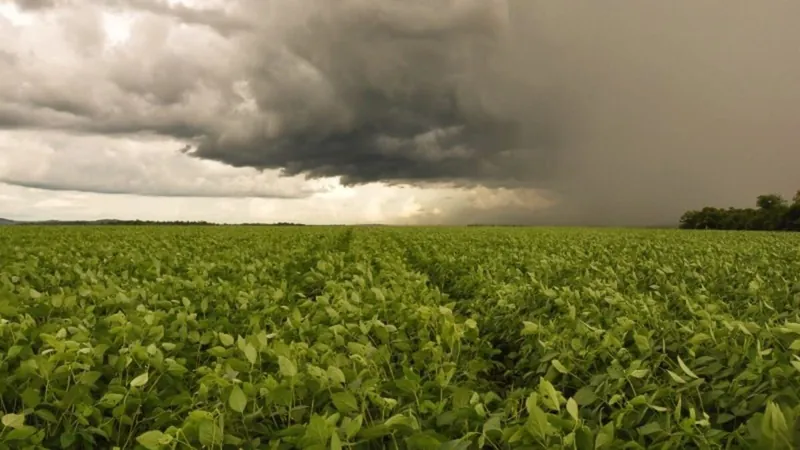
{"left": 679, "top": 190, "right": 798, "bottom": 232}
{"left": 756, "top": 194, "right": 787, "bottom": 210}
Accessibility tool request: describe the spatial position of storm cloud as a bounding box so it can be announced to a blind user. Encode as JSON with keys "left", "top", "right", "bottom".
{"left": 3, "top": 0, "right": 800, "bottom": 225}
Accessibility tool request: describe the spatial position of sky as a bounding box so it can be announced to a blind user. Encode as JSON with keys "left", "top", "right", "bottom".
{"left": 1, "top": 0, "right": 798, "bottom": 225}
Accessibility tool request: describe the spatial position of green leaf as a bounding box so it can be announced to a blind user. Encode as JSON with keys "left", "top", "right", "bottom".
{"left": 278, "top": 356, "right": 298, "bottom": 378}
{"left": 328, "top": 366, "right": 346, "bottom": 385}
{"left": 385, "top": 414, "right": 416, "bottom": 430}
{"left": 330, "top": 431, "right": 342, "bottom": 450}
{"left": 331, "top": 392, "right": 358, "bottom": 414}
{"left": 566, "top": 398, "right": 580, "bottom": 422}
{"left": 522, "top": 321, "right": 539, "bottom": 335}
{"left": 136, "top": 430, "right": 166, "bottom": 450}
{"left": 161, "top": 342, "right": 176, "bottom": 351}
{"left": 130, "top": 372, "right": 149, "bottom": 388}
{"left": 78, "top": 371, "right": 103, "bottom": 386}
{"left": 574, "top": 386, "right": 597, "bottom": 406}
{"left": 539, "top": 378, "right": 561, "bottom": 412}
{"left": 5, "top": 425, "right": 37, "bottom": 441}
{"left": 637, "top": 421, "right": 662, "bottom": 436}
{"left": 34, "top": 410, "right": 57, "bottom": 423}
{"left": 1, "top": 413, "right": 25, "bottom": 429}
{"left": 595, "top": 422, "right": 615, "bottom": 448}
{"left": 783, "top": 322, "right": 800, "bottom": 334}
{"left": 199, "top": 420, "right": 223, "bottom": 447}
{"left": 229, "top": 386, "right": 247, "bottom": 413}
{"left": 525, "top": 403, "right": 553, "bottom": 438}
{"left": 525, "top": 392, "right": 538, "bottom": 415}
{"left": 344, "top": 414, "right": 363, "bottom": 439}
{"left": 218, "top": 332, "right": 234, "bottom": 346}
{"left": 99, "top": 392, "right": 125, "bottom": 407}
{"left": 677, "top": 356, "right": 700, "bottom": 380}
{"left": 21, "top": 387, "right": 41, "bottom": 408}
{"left": 306, "top": 414, "right": 331, "bottom": 444}
{"left": 243, "top": 343, "right": 257, "bottom": 365}
{"left": 482, "top": 415, "right": 502, "bottom": 435}
{"left": 575, "top": 426, "right": 593, "bottom": 450}
{"left": 60, "top": 432, "right": 77, "bottom": 448}
{"left": 667, "top": 370, "right": 686, "bottom": 384}
{"left": 551, "top": 359, "right": 569, "bottom": 374}
{"left": 629, "top": 369, "right": 649, "bottom": 379}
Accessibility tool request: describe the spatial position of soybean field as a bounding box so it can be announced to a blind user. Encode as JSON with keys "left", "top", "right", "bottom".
{"left": 1, "top": 226, "right": 800, "bottom": 449}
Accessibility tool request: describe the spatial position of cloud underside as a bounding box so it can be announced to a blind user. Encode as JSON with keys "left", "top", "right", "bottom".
{"left": 2, "top": 0, "right": 800, "bottom": 224}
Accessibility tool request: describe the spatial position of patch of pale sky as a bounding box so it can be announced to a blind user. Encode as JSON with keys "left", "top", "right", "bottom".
{"left": 0, "top": 2, "right": 33, "bottom": 25}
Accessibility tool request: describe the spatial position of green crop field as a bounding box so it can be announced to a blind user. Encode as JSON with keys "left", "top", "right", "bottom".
{"left": 1, "top": 226, "right": 800, "bottom": 449}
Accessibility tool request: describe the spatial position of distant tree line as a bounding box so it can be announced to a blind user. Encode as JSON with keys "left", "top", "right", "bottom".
{"left": 680, "top": 191, "right": 800, "bottom": 231}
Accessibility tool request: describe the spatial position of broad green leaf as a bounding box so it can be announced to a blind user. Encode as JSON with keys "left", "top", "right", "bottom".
{"left": 638, "top": 421, "right": 662, "bottom": 436}
{"left": 567, "top": 398, "right": 580, "bottom": 422}
{"left": 552, "top": 359, "right": 569, "bottom": 374}
{"left": 385, "top": 414, "right": 417, "bottom": 430}
{"left": 667, "top": 370, "right": 686, "bottom": 384}
{"left": 1, "top": 413, "right": 25, "bottom": 429}
{"left": 130, "top": 372, "right": 149, "bottom": 388}
{"left": 5, "top": 425, "right": 37, "bottom": 441}
{"left": 99, "top": 392, "right": 125, "bottom": 407}
{"left": 78, "top": 371, "right": 103, "bottom": 385}
{"left": 331, "top": 392, "right": 358, "bottom": 414}
{"left": 199, "top": 420, "right": 223, "bottom": 447}
{"left": 20, "top": 387, "right": 40, "bottom": 408}
{"left": 136, "top": 430, "right": 166, "bottom": 450}
{"left": 328, "top": 366, "right": 346, "bottom": 385}
{"left": 306, "top": 414, "right": 331, "bottom": 444}
{"left": 344, "top": 415, "right": 363, "bottom": 439}
{"left": 575, "top": 426, "right": 593, "bottom": 450}
{"left": 218, "top": 332, "right": 235, "bottom": 346}
{"left": 482, "top": 415, "right": 502, "bottom": 434}
{"left": 229, "top": 386, "right": 247, "bottom": 413}
{"left": 522, "top": 321, "right": 539, "bottom": 335}
{"left": 595, "top": 422, "right": 615, "bottom": 448}
{"left": 573, "top": 386, "right": 597, "bottom": 406}
{"left": 34, "top": 409, "right": 57, "bottom": 423}
{"left": 539, "top": 378, "right": 561, "bottom": 412}
{"left": 330, "top": 431, "right": 342, "bottom": 450}
{"left": 278, "top": 356, "right": 297, "bottom": 377}
{"left": 243, "top": 343, "right": 257, "bottom": 365}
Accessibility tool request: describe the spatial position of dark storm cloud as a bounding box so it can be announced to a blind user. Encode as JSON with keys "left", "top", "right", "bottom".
{"left": 3, "top": 0, "right": 800, "bottom": 225}
{"left": 187, "top": 0, "right": 800, "bottom": 225}
{"left": 189, "top": 0, "right": 566, "bottom": 187}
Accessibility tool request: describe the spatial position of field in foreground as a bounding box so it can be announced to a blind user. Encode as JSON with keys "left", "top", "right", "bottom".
{"left": 1, "top": 226, "right": 800, "bottom": 449}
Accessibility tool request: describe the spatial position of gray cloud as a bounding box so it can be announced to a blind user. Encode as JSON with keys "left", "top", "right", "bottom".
{"left": 115, "top": 0, "right": 252, "bottom": 36}
{"left": 189, "top": 0, "right": 565, "bottom": 188}
{"left": 3, "top": 0, "right": 800, "bottom": 225}
{"left": 13, "top": 0, "right": 62, "bottom": 9}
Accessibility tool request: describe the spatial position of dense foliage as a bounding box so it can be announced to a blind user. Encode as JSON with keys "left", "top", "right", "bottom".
{"left": 1, "top": 226, "right": 800, "bottom": 449}
{"left": 680, "top": 191, "right": 800, "bottom": 231}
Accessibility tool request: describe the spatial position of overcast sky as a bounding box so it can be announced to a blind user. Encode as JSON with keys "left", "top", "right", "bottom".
{"left": 1, "top": 1, "right": 798, "bottom": 225}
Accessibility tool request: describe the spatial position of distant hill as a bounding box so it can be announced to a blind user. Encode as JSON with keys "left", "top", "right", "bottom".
{"left": 0, "top": 219, "right": 312, "bottom": 226}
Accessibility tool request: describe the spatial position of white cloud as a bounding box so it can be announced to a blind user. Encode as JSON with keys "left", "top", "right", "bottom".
{"left": 0, "top": 130, "right": 331, "bottom": 198}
